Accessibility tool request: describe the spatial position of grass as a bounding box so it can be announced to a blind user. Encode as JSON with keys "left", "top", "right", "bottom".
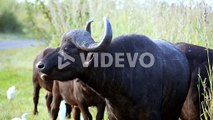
{"left": 0, "top": 46, "right": 49, "bottom": 120}
{"left": 0, "top": 33, "right": 31, "bottom": 41}
{"left": 25, "top": 0, "right": 213, "bottom": 48}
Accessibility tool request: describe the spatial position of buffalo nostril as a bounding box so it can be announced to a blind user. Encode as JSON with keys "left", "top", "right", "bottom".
{"left": 36, "top": 61, "right": 45, "bottom": 69}
{"left": 38, "top": 64, "right": 44, "bottom": 69}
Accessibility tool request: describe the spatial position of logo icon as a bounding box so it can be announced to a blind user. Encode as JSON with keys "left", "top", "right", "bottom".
{"left": 58, "top": 50, "right": 75, "bottom": 69}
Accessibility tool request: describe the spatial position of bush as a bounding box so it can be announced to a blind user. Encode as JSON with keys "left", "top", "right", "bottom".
{"left": 24, "top": 0, "right": 90, "bottom": 46}
{"left": 0, "top": 10, "right": 23, "bottom": 33}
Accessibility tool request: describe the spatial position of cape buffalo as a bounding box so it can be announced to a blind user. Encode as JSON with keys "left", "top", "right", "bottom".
{"left": 37, "top": 18, "right": 190, "bottom": 120}
{"left": 176, "top": 42, "right": 213, "bottom": 120}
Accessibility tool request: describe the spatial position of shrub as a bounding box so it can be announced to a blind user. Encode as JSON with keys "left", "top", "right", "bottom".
{"left": 0, "top": 10, "right": 23, "bottom": 33}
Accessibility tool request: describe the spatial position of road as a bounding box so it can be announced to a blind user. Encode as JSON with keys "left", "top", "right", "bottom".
{"left": 0, "top": 40, "right": 43, "bottom": 50}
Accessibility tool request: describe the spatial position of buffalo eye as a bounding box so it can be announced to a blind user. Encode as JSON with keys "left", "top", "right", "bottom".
{"left": 63, "top": 47, "right": 68, "bottom": 52}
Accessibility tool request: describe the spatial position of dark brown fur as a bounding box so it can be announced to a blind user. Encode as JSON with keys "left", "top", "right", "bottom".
{"left": 176, "top": 42, "right": 213, "bottom": 120}
{"left": 33, "top": 48, "right": 55, "bottom": 115}
{"left": 51, "top": 79, "right": 106, "bottom": 120}
{"left": 32, "top": 48, "right": 72, "bottom": 117}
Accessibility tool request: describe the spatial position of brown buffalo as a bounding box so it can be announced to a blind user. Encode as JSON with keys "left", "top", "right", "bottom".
{"left": 176, "top": 42, "right": 213, "bottom": 120}
{"left": 34, "top": 48, "right": 106, "bottom": 120}
{"left": 51, "top": 79, "right": 106, "bottom": 120}
{"left": 32, "top": 48, "right": 71, "bottom": 117}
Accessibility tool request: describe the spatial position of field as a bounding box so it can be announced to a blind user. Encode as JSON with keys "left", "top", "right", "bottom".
{"left": 0, "top": 33, "right": 28, "bottom": 41}
{"left": 0, "top": 46, "right": 50, "bottom": 120}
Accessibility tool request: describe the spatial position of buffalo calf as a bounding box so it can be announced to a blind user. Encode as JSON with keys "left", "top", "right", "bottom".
{"left": 32, "top": 48, "right": 71, "bottom": 117}
{"left": 35, "top": 48, "right": 105, "bottom": 120}
{"left": 51, "top": 79, "right": 106, "bottom": 120}
{"left": 33, "top": 48, "right": 55, "bottom": 115}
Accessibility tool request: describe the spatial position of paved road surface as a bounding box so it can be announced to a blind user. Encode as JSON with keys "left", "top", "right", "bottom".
{"left": 0, "top": 40, "right": 42, "bottom": 50}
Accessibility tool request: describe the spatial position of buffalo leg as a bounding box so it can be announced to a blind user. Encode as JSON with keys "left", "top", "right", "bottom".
{"left": 51, "top": 82, "right": 62, "bottom": 120}
{"left": 45, "top": 92, "right": 53, "bottom": 114}
{"left": 96, "top": 101, "right": 106, "bottom": 120}
{"left": 78, "top": 102, "right": 92, "bottom": 120}
{"left": 73, "top": 106, "right": 81, "bottom": 120}
{"left": 65, "top": 103, "right": 72, "bottom": 118}
{"left": 51, "top": 95, "right": 62, "bottom": 120}
{"left": 33, "top": 83, "right": 41, "bottom": 115}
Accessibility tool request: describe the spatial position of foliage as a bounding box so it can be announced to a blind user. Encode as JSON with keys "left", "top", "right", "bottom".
{"left": 198, "top": 61, "right": 213, "bottom": 119}
{"left": 25, "top": 0, "right": 90, "bottom": 46}
{"left": 0, "top": 0, "right": 23, "bottom": 33}
{"left": 24, "top": 0, "right": 213, "bottom": 47}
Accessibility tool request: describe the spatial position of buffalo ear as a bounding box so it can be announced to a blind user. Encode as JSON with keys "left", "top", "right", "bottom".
{"left": 83, "top": 52, "right": 94, "bottom": 67}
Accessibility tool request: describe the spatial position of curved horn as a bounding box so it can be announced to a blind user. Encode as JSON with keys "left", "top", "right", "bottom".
{"left": 85, "top": 19, "right": 93, "bottom": 34}
{"left": 68, "top": 18, "right": 112, "bottom": 51}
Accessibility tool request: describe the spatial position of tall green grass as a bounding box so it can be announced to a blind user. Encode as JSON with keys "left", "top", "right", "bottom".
{"left": 25, "top": 0, "right": 213, "bottom": 47}
{"left": 198, "top": 60, "right": 213, "bottom": 119}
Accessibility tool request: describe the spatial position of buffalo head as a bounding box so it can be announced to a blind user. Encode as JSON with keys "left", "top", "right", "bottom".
{"left": 36, "top": 18, "right": 112, "bottom": 81}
